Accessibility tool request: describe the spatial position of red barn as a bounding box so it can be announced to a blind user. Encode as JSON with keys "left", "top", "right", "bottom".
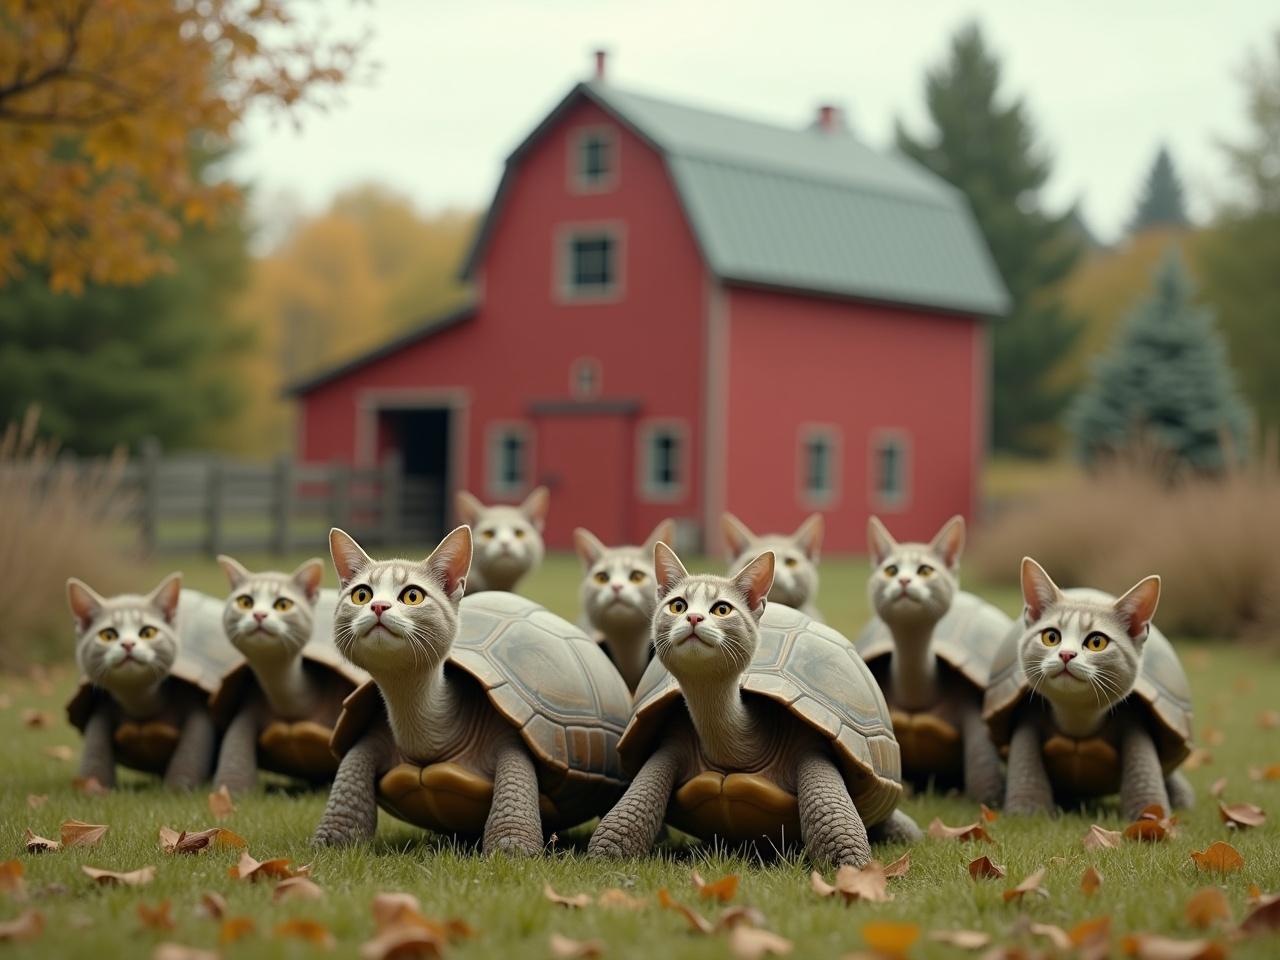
{"left": 289, "top": 59, "right": 1008, "bottom": 554}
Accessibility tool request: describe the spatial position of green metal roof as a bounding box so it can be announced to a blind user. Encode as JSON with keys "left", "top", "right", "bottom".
{"left": 464, "top": 82, "right": 1009, "bottom": 317}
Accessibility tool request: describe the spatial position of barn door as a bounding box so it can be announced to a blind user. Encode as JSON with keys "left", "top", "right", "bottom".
{"left": 535, "top": 414, "right": 631, "bottom": 549}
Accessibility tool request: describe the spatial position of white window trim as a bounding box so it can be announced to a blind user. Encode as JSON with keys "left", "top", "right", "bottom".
{"left": 797, "top": 423, "right": 841, "bottom": 509}
{"left": 554, "top": 221, "right": 626, "bottom": 304}
{"left": 486, "top": 421, "right": 535, "bottom": 499}
{"left": 568, "top": 125, "right": 619, "bottom": 194}
{"left": 570, "top": 356, "right": 603, "bottom": 399}
{"left": 637, "top": 419, "right": 688, "bottom": 504}
{"left": 869, "top": 429, "right": 912, "bottom": 513}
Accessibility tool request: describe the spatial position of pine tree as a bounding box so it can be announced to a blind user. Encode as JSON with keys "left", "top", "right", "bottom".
{"left": 1068, "top": 251, "right": 1250, "bottom": 471}
{"left": 1128, "top": 146, "right": 1190, "bottom": 233}
{"left": 896, "top": 22, "right": 1084, "bottom": 454}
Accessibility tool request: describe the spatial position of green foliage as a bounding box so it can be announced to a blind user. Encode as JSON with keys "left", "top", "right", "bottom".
{"left": 1068, "top": 252, "right": 1250, "bottom": 471}
{"left": 1128, "top": 146, "right": 1190, "bottom": 233}
{"left": 896, "top": 22, "right": 1083, "bottom": 455}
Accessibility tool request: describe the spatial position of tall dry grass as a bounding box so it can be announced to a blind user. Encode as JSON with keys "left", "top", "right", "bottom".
{"left": 0, "top": 408, "right": 139, "bottom": 665}
{"left": 970, "top": 449, "right": 1280, "bottom": 641}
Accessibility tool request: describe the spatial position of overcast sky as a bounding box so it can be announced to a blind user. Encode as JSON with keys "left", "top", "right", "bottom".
{"left": 233, "top": 0, "right": 1277, "bottom": 246}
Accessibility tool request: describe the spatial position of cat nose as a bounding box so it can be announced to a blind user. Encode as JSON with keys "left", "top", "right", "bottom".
{"left": 370, "top": 601, "right": 391, "bottom": 618}
{"left": 611, "top": 583, "right": 623, "bottom": 594}
{"left": 898, "top": 577, "right": 911, "bottom": 587}
{"left": 1059, "top": 650, "right": 1077, "bottom": 664}
{"left": 252, "top": 611, "right": 267, "bottom": 623}
{"left": 686, "top": 613, "right": 704, "bottom": 626}
{"left": 120, "top": 640, "right": 135, "bottom": 652}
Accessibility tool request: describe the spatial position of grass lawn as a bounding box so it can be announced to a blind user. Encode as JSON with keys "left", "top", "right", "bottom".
{"left": 4, "top": 553, "right": 1279, "bottom": 957}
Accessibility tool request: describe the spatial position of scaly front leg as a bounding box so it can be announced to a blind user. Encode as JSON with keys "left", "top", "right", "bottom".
{"left": 1119, "top": 719, "right": 1170, "bottom": 820}
{"left": 796, "top": 747, "right": 871, "bottom": 867}
{"left": 589, "top": 739, "right": 682, "bottom": 859}
{"left": 312, "top": 725, "right": 393, "bottom": 847}
{"left": 960, "top": 700, "right": 1004, "bottom": 806}
{"left": 482, "top": 734, "right": 544, "bottom": 856}
{"left": 165, "top": 707, "right": 216, "bottom": 789}
{"left": 79, "top": 706, "right": 117, "bottom": 789}
{"left": 212, "top": 705, "right": 259, "bottom": 794}
{"left": 1004, "top": 716, "right": 1054, "bottom": 815}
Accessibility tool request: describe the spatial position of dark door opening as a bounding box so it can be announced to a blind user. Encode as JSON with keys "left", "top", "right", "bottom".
{"left": 379, "top": 407, "right": 450, "bottom": 543}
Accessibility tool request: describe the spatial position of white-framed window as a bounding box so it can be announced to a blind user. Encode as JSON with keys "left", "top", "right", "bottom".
{"left": 798, "top": 425, "right": 841, "bottom": 507}
{"left": 870, "top": 430, "right": 911, "bottom": 511}
{"left": 487, "top": 423, "right": 533, "bottom": 497}
{"left": 558, "top": 224, "right": 623, "bottom": 301}
{"left": 570, "top": 127, "right": 617, "bottom": 192}
{"left": 570, "top": 357, "right": 602, "bottom": 399}
{"left": 638, "top": 420, "right": 687, "bottom": 502}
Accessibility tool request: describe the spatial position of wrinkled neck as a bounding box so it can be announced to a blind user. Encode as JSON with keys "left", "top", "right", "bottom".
{"left": 376, "top": 658, "right": 468, "bottom": 762}
{"left": 680, "top": 673, "right": 761, "bottom": 769}
{"left": 886, "top": 621, "right": 940, "bottom": 709}
{"left": 600, "top": 622, "right": 651, "bottom": 692}
{"left": 250, "top": 652, "right": 316, "bottom": 719}
{"left": 1050, "top": 701, "right": 1108, "bottom": 739}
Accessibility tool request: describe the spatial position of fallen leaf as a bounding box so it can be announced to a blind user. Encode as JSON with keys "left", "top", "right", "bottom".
{"left": 1030, "top": 922, "right": 1072, "bottom": 950}
{"left": 1258, "top": 709, "right": 1280, "bottom": 729}
{"left": 968, "top": 856, "right": 1006, "bottom": 881}
{"left": 273, "top": 876, "right": 325, "bottom": 903}
{"left": 1184, "top": 888, "right": 1231, "bottom": 929}
{"left": 82, "top": 865, "right": 155, "bottom": 887}
{"left": 1002, "top": 867, "right": 1047, "bottom": 903}
{"left": 160, "top": 826, "right": 246, "bottom": 855}
{"left": 61, "top": 819, "right": 108, "bottom": 848}
{"left": 0, "top": 861, "right": 26, "bottom": 899}
{"left": 928, "top": 817, "right": 993, "bottom": 843}
{"left": 372, "top": 892, "right": 423, "bottom": 930}
{"left": 227, "top": 851, "right": 306, "bottom": 883}
{"left": 1209, "top": 778, "right": 1228, "bottom": 798}
{"left": 137, "top": 900, "right": 174, "bottom": 931}
{"left": 1081, "top": 865, "right": 1103, "bottom": 895}
{"left": 71, "top": 776, "right": 109, "bottom": 796}
{"left": 197, "top": 891, "right": 227, "bottom": 920}
{"left": 359, "top": 924, "right": 446, "bottom": 960}
{"left": 1219, "top": 802, "right": 1266, "bottom": 829}
{"left": 41, "top": 745, "right": 74, "bottom": 762}
{"left": 26, "top": 795, "right": 47, "bottom": 810}
{"left": 1190, "top": 842, "right": 1245, "bottom": 874}
{"left": 153, "top": 945, "right": 218, "bottom": 960}
{"left": 597, "top": 888, "right": 646, "bottom": 909}
{"left": 274, "top": 917, "right": 335, "bottom": 949}
{"left": 1124, "top": 805, "right": 1176, "bottom": 842}
{"left": 1241, "top": 893, "right": 1280, "bottom": 933}
{"left": 1121, "top": 932, "right": 1227, "bottom": 960}
{"left": 980, "top": 803, "right": 999, "bottom": 822}
{"left": 1083, "top": 824, "right": 1123, "bottom": 850}
{"left": 814, "top": 862, "right": 893, "bottom": 904}
{"left": 1248, "top": 764, "right": 1280, "bottom": 781}
{"left": 1203, "top": 727, "right": 1226, "bottom": 746}
{"left": 21, "top": 709, "right": 50, "bottom": 728}
{"left": 717, "top": 906, "right": 767, "bottom": 931}
{"left": 882, "top": 852, "right": 911, "bottom": 878}
{"left": 927, "top": 929, "right": 990, "bottom": 950}
{"left": 657, "top": 887, "right": 714, "bottom": 934}
{"left": 550, "top": 932, "right": 604, "bottom": 958}
{"left": 0, "top": 909, "right": 43, "bottom": 942}
{"left": 23, "top": 830, "right": 59, "bottom": 854}
{"left": 543, "top": 883, "right": 592, "bottom": 909}
{"left": 861, "top": 921, "right": 919, "bottom": 959}
{"left": 208, "top": 785, "right": 235, "bottom": 820}
{"left": 729, "top": 925, "right": 793, "bottom": 959}
{"left": 1070, "top": 915, "right": 1113, "bottom": 948}
{"left": 691, "top": 869, "right": 738, "bottom": 902}
{"left": 1247, "top": 884, "right": 1264, "bottom": 905}
{"left": 219, "top": 916, "right": 255, "bottom": 944}
{"left": 1183, "top": 748, "right": 1213, "bottom": 771}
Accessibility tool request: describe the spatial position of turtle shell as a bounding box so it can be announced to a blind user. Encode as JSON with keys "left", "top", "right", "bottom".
{"left": 331, "top": 591, "right": 632, "bottom": 832}
{"left": 620, "top": 604, "right": 903, "bottom": 834}
{"left": 983, "top": 589, "right": 1192, "bottom": 772}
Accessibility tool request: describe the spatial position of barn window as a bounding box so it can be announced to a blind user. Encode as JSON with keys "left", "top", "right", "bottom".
{"left": 871, "top": 432, "right": 910, "bottom": 510}
{"left": 572, "top": 128, "right": 616, "bottom": 191}
{"left": 799, "top": 426, "right": 840, "bottom": 507}
{"left": 566, "top": 232, "right": 616, "bottom": 295}
{"left": 639, "top": 421, "right": 686, "bottom": 502}
{"left": 488, "top": 423, "right": 532, "bottom": 497}
{"left": 571, "top": 357, "right": 602, "bottom": 399}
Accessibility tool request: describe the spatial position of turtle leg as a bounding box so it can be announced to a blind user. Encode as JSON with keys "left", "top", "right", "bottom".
{"left": 482, "top": 733, "right": 544, "bottom": 856}
{"left": 164, "top": 706, "right": 216, "bottom": 790}
{"left": 868, "top": 809, "right": 923, "bottom": 843}
{"left": 960, "top": 700, "right": 1004, "bottom": 806}
{"left": 79, "top": 706, "right": 117, "bottom": 789}
{"left": 1165, "top": 771, "right": 1195, "bottom": 810}
{"left": 1004, "top": 715, "right": 1054, "bottom": 815}
{"left": 588, "top": 739, "right": 683, "bottom": 859}
{"left": 1118, "top": 719, "right": 1170, "bottom": 819}
{"left": 312, "top": 725, "right": 393, "bottom": 847}
{"left": 212, "top": 705, "right": 258, "bottom": 794}
{"left": 796, "top": 746, "right": 872, "bottom": 867}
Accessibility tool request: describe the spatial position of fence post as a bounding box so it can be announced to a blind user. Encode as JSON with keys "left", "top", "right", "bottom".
{"left": 329, "top": 460, "right": 351, "bottom": 533}
{"left": 139, "top": 437, "right": 161, "bottom": 555}
{"left": 205, "top": 459, "right": 224, "bottom": 557}
{"left": 271, "top": 455, "right": 293, "bottom": 555}
{"left": 380, "top": 451, "right": 403, "bottom": 547}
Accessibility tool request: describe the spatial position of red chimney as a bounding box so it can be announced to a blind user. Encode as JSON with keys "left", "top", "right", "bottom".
{"left": 593, "top": 49, "right": 607, "bottom": 82}
{"left": 816, "top": 104, "right": 841, "bottom": 133}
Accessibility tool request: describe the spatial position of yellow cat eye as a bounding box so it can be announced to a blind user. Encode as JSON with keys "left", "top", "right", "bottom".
{"left": 235, "top": 595, "right": 254, "bottom": 610}
{"left": 784, "top": 557, "right": 798, "bottom": 567}
{"left": 138, "top": 625, "right": 157, "bottom": 640}
{"left": 593, "top": 571, "right": 609, "bottom": 584}
{"left": 668, "top": 598, "right": 687, "bottom": 614}
{"left": 399, "top": 586, "right": 425, "bottom": 606}
{"left": 629, "top": 570, "right": 646, "bottom": 583}
{"left": 918, "top": 564, "right": 934, "bottom": 577}
{"left": 711, "top": 601, "right": 733, "bottom": 617}
{"left": 272, "top": 598, "right": 293, "bottom": 612}
{"left": 350, "top": 586, "right": 373, "bottom": 605}
{"left": 1084, "top": 633, "right": 1110, "bottom": 652}
{"left": 1040, "top": 628, "right": 1061, "bottom": 647}
{"left": 97, "top": 627, "right": 118, "bottom": 643}
{"left": 514, "top": 529, "right": 526, "bottom": 538}
{"left": 884, "top": 564, "right": 899, "bottom": 578}
{"left": 482, "top": 529, "right": 495, "bottom": 540}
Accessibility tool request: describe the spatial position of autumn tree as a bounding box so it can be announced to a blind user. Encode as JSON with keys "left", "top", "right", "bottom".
{"left": 0, "top": 0, "right": 363, "bottom": 293}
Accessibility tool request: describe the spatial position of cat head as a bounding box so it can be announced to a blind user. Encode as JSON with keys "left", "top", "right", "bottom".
{"left": 575, "top": 519, "right": 674, "bottom": 634}
{"left": 329, "top": 526, "right": 472, "bottom": 677}
{"left": 722, "top": 512, "right": 823, "bottom": 610}
{"left": 1017, "top": 557, "right": 1160, "bottom": 713}
{"left": 652, "top": 542, "right": 774, "bottom": 684}
{"left": 867, "top": 515, "right": 965, "bottom": 627}
{"left": 455, "top": 487, "right": 549, "bottom": 586}
{"left": 218, "top": 555, "right": 324, "bottom": 662}
{"left": 67, "top": 574, "right": 182, "bottom": 695}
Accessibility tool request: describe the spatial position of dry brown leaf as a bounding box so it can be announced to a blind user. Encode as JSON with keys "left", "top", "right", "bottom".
{"left": 372, "top": 892, "right": 423, "bottom": 930}
{"left": 273, "top": 876, "right": 324, "bottom": 903}
{"left": 1257, "top": 709, "right": 1280, "bottom": 729}
{"left": 1246, "top": 884, "right": 1264, "bottom": 905}
{"left": 1190, "top": 842, "right": 1245, "bottom": 874}
{"left": 1124, "top": 805, "right": 1177, "bottom": 842}
{"left": 1241, "top": 893, "right": 1280, "bottom": 934}
{"left": 691, "top": 869, "right": 739, "bottom": 902}
{"left": 1083, "top": 823, "right": 1123, "bottom": 850}
{"left": 359, "top": 924, "right": 446, "bottom": 960}
{"left": 41, "top": 745, "right": 74, "bottom": 762}
{"left": 227, "top": 851, "right": 306, "bottom": 883}
{"left": 1030, "top": 922, "right": 1072, "bottom": 950}
{"left": 550, "top": 932, "right": 604, "bottom": 959}
{"left": 927, "top": 929, "right": 990, "bottom": 950}
{"left": 830, "top": 862, "right": 893, "bottom": 903}
{"left": 61, "top": 819, "right": 108, "bottom": 848}
{"left": 861, "top": 921, "right": 920, "bottom": 959}
{"left": 882, "top": 851, "right": 911, "bottom": 878}
{"left": 1203, "top": 727, "right": 1226, "bottom": 746}
{"left": 729, "top": 926, "right": 793, "bottom": 959}
{"left": 1183, "top": 748, "right": 1213, "bottom": 771}
{"left": 0, "top": 861, "right": 26, "bottom": 900}
{"left": 1069, "top": 915, "right": 1113, "bottom": 960}
{"left": 597, "top": 888, "right": 646, "bottom": 910}
{"left": 810, "top": 871, "right": 836, "bottom": 898}
{"left": 1081, "top": 865, "right": 1103, "bottom": 895}
{"left": 22, "top": 709, "right": 50, "bottom": 728}
{"left": 968, "top": 856, "right": 1006, "bottom": 881}
{"left": 26, "top": 795, "right": 47, "bottom": 810}
{"left": 153, "top": 945, "right": 219, "bottom": 960}
{"left": 197, "top": 891, "right": 227, "bottom": 920}
{"left": 717, "top": 906, "right": 766, "bottom": 931}
{"left": 927, "top": 817, "right": 993, "bottom": 843}
{"left": 159, "top": 826, "right": 245, "bottom": 855}
{"left": 1209, "top": 778, "right": 1228, "bottom": 798}
{"left": 1121, "top": 932, "right": 1227, "bottom": 960}
{"left": 657, "top": 887, "right": 714, "bottom": 934}
{"left": 1248, "top": 764, "right": 1280, "bottom": 781}
{"left": 208, "top": 785, "right": 235, "bottom": 820}
{"left": 0, "top": 909, "right": 43, "bottom": 943}
{"left": 979, "top": 803, "right": 999, "bottom": 822}
{"left": 1184, "top": 888, "right": 1231, "bottom": 929}
{"left": 71, "top": 776, "right": 109, "bottom": 796}
{"left": 82, "top": 865, "right": 155, "bottom": 887}
{"left": 274, "top": 917, "right": 335, "bottom": 949}
{"left": 218, "top": 916, "right": 255, "bottom": 944}
{"left": 137, "top": 900, "right": 175, "bottom": 931}
{"left": 1002, "top": 867, "right": 1047, "bottom": 903}
{"left": 543, "top": 883, "right": 592, "bottom": 909}
{"left": 23, "top": 830, "right": 59, "bottom": 854}
{"left": 1218, "top": 802, "right": 1266, "bottom": 829}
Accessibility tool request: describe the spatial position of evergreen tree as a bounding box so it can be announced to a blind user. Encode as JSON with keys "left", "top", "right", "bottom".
{"left": 1068, "top": 252, "right": 1250, "bottom": 471}
{"left": 1129, "top": 146, "right": 1190, "bottom": 233}
{"left": 896, "top": 22, "right": 1083, "bottom": 454}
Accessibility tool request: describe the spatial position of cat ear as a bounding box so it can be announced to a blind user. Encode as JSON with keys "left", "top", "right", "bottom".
{"left": 147, "top": 573, "right": 183, "bottom": 624}
{"left": 217, "top": 555, "right": 250, "bottom": 589}
{"left": 424, "top": 525, "right": 472, "bottom": 603}
{"left": 642, "top": 518, "right": 676, "bottom": 554}
{"left": 66, "top": 578, "right": 106, "bottom": 632}
{"left": 1020, "top": 557, "right": 1061, "bottom": 623}
{"left": 329, "top": 528, "right": 372, "bottom": 588}
{"left": 720, "top": 512, "right": 755, "bottom": 560}
{"left": 454, "top": 490, "right": 485, "bottom": 527}
{"left": 1114, "top": 575, "right": 1161, "bottom": 641}
{"left": 793, "top": 513, "right": 824, "bottom": 560}
{"left": 573, "top": 527, "right": 605, "bottom": 568}
{"left": 929, "top": 515, "right": 966, "bottom": 570}
{"left": 867, "top": 516, "right": 897, "bottom": 566}
{"left": 653, "top": 542, "right": 689, "bottom": 601}
{"left": 290, "top": 558, "right": 325, "bottom": 603}
{"left": 732, "top": 551, "right": 775, "bottom": 621}
{"left": 520, "top": 486, "right": 550, "bottom": 531}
